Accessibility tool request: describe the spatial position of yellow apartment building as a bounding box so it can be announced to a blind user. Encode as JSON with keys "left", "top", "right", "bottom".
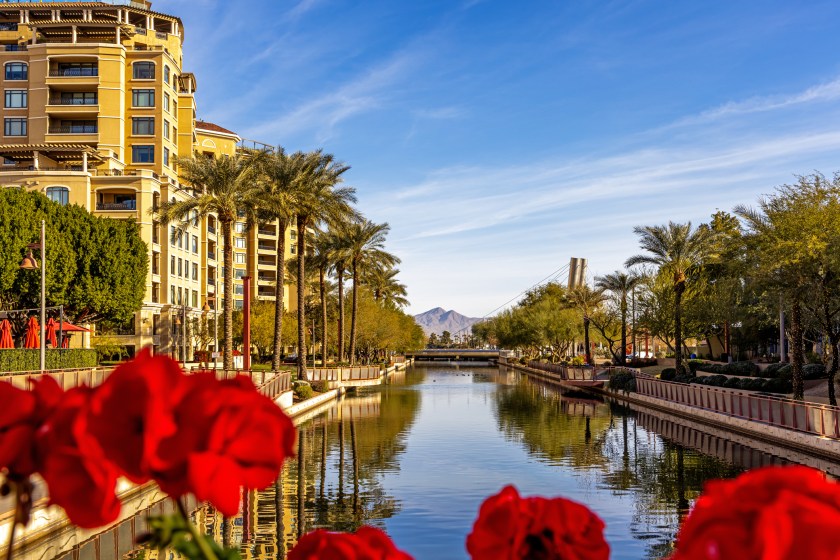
{"left": 0, "top": 1, "right": 296, "bottom": 360}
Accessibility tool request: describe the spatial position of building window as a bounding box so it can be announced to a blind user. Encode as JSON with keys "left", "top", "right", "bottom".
{"left": 163, "top": 147, "right": 170, "bottom": 167}
{"left": 234, "top": 299, "right": 243, "bottom": 310}
{"left": 170, "top": 255, "right": 175, "bottom": 275}
{"left": 192, "top": 290, "right": 198, "bottom": 308}
{"left": 132, "top": 117, "right": 154, "bottom": 136}
{"left": 235, "top": 252, "right": 245, "bottom": 264}
{"left": 152, "top": 282, "right": 160, "bottom": 303}
{"left": 177, "top": 230, "right": 183, "bottom": 249}
{"left": 178, "top": 287, "right": 183, "bottom": 305}
{"left": 192, "top": 235, "right": 198, "bottom": 253}
{"left": 291, "top": 245, "right": 296, "bottom": 254}
{"left": 173, "top": 99, "right": 177, "bottom": 113}
{"left": 152, "top": 251, "right": 160, "bottom": 275}
{"left": 153, "top": 314, "right": 161, "bottom": 335}
{"left": 3, "top": 157, "right": 15, "bottom": 166}
{"left": 4, "top": 118, "right": 26, "bottom": 136}
{"left": 132, "top": 89, "right": 155, "bottom": 107}
{"left": 234, "top": 237, "right": 246, "bottom": 249}
{"left": 57, "top": 62, "right": 97, "bottom": 76}
{"left": 163, "top": 120, "right": 170, "bottom": 140}
{"left": 234, "top": 222, "right": 246, "bottom": 233}
{"left": 178, "top": 258, "right": 183, "bottom": 277}
{"left": 234, "top": 269, "right": 245, "bottom": 279}
{"left": 132, "top": 145, "right": 154, "bottom": 163}
{"left": 290, "top": 230, "right": 297, "bottom": 240}
{"left": 5, "top": 90, "right": 26, "bottom": 108}
{"left": 5, "top": 62, "right": 27, "bottom": 80}
{"left": 164, "top": 65, "right": 170, "bottom": 85}
{"left": 45, "top": 186, "right": 69, "bottom": 205}
{"left": 133, "top": 61, "right": 155, "bottom": 80}
{"left": 171, "top": 285, "right": 176, "bottom": 304}
{"left": 234, "top": 284, "right": 244, "bottom": 295}
{"left": 163, "top": 92, "right": 170, "bottom": 112}
{"left": 192, "top": 262, "right": 198, "bottom": 281}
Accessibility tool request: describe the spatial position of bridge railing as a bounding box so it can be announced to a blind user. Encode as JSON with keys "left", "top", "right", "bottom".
{"left": 1, "top": 367, "right": 114, "bottom": 390}
{"left": 309, "top": 366, "right": 382, "bottom": 382}
{"left": 525, "top": 361, "right": 598, "bottom": 381}
{"left": 634, "top": 373, "right": 840, "bottom": 440}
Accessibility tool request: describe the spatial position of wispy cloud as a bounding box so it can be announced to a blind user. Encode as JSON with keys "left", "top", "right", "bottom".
{"left": 285, "top": 0, "right": 324, "bottom": 21}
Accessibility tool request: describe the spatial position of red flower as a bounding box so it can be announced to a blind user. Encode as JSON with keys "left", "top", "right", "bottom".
{"left": 289, "top": 527, "right": 413, "bottom": 560}
{"left": 466, "top": 485, "right": 609, "bottom": 560}
{"left": 154, "top": 373, "right": 297, "bottom": 516}
{"left": 86, "top": 348, "right": 183, "bottom": 483}
{"left": 0, "top": 376, "right": 62, "bottom": 476}
{"left": 670, "top": 465, "right": 840, "bottom": 560}
{"left": 37, "top": 386, "right": 121, "bottom": 528}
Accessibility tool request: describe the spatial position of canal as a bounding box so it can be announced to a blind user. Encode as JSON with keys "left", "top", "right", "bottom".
{"left": 178, "top": 363, "right": 832, "bottom": 560}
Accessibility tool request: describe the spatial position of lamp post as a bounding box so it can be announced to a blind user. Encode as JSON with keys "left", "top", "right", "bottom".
{"left": 20, "top": 220, "right": 45, "bottom": 371}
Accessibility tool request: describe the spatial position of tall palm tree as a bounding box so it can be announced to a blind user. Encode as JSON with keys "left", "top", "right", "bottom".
{"left": 595, "top": 270, "right": 641, "bottom": 366}
{"left": 294, "top": 151, "right": 356, "bottom": 379}
{"left": 344, "top": 219, "right": 399, "bottom": 364}
{"left": 567, "top": 284, "right": 606, "bottom": 365}
{"left": 364, "top": 266, "right": 408, "bottom": 308}
{"left": 625, "top": 222, "right": 713, "bottom": 375}
{"left": 310, "top": 230, "right": 333, "bottom": 366}
{"left": 323, "top": 223, "right": 352, "bottom": 362}
{"left": 254, "top": 148, "right": 307, "bottom": 370}
{"left": 158, "top": 153, "right": 260, "bottom": 370}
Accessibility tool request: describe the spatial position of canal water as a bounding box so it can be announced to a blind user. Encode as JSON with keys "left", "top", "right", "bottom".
{"left": 184, "top": 364, "right": 818, "bottom": 560}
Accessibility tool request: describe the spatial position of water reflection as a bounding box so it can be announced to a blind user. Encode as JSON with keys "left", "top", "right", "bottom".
{"left": 40, "top": 365, "right": 839, "bottom": 560}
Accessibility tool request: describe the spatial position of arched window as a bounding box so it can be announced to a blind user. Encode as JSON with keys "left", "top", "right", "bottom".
{"left": 163, "top": 65, "right": 170, "bottom": 85}
{"left": 5, "top": 62, "right": 27, "bottom": 80}
{"left": 46, "top": 186, "right": 69, "bottom": 205}
{"left": 133, "top": 61, "right": 155, "bottom": 80}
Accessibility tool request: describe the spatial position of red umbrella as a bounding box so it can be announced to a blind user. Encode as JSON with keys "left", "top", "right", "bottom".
{"left": 61, "top": 336, "right": 70, "bottom": 349}
{"left": 0, "top": 319, "right": 13, "bottom": 349}
{"left": 24, "top": 316, "right": 39, "bottom": 349}
{"left": 59, "top": 322, "right": 90, "bottom": 333}
{"left": 45, "top": 318, "right": 58, "bottom": 348}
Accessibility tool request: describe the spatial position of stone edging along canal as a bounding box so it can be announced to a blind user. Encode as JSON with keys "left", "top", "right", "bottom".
{"left": 501, "top": 361, "right": 840, "bottom": 465}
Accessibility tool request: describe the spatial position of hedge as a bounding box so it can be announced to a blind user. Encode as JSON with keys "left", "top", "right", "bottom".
{"left": 0, "top": 349, "right": 98, "bottom": 373}
{"left": 609, "top": 370, "right": 636, "bottom": 393}
{"left": 755, "top": 363, "right": 827, "bottom": 381}
{"left": 684, "top": 373, "right": 792, "bottom": 394}
{"left": 690, "top": 360, "right": 760, "bottom": 376}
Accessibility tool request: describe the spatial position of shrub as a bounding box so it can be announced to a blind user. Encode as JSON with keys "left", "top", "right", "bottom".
{"left": 686, "top": 359, "right": 705, "bottom": 374}
{"left": 803, "top": 363, "right": 827, "bottom": 380}
{"left": 660, "top": 367, "right": 677, "bottom": 381}
{"left": 692, "top": 375, "right": 728, "bottom": 387}
{"left": 0, "top": 349, "right": 98, "bottom": 372}
{"left": 672, "top": 374, "right": 696, "bottom": 384}
{"left": 609, "top": 371, "right": 636, "bottom": 393}
{"left": 293, "top": 382, "right": 314, "bottom": 400}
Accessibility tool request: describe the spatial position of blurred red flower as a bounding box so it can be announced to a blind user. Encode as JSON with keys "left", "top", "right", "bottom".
{"left": 0, "top": 376, "right": 62, "bottom": 476}
{"left": 670, "top": 465, "right": 840, "bottom": 560}
{"left": 289, "top": 527, "right": 413, "bottom": 560}
{"left": 466, "top": 485, "right": 609, "bottom": 560}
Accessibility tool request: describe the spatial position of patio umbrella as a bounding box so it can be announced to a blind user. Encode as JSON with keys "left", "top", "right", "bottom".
{"left": 59, "top": 322, "right": 90, "bottom": 333}
{"left": 0, "top": 319, "right": 13, "bottom": 349}
{"left": 61, "top": 336, "right": 70, "bottom": 349}
{"left": 45, "top": 318, "right": 58, "bottom": 348}
{"left": 24, "top": 316, "right": 39, "bottom": 349}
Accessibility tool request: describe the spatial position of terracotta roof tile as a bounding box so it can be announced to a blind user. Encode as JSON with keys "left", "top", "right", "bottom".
{"left": 195, "top": 120, "right": 238, "bottom": 137}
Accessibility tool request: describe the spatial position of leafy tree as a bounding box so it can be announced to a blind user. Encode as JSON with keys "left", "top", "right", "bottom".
{"left": 159, "top": 153, "right": 261, "bottom": 370}
{"left": 427, "top": 332, "right": 439, "bottom": 348}
{"left": 567, "top": 284, "right": 607, "bottom": 364}
{"left": 0, "top": 188, "right": 147, "bottom": 327}
{"left": 626, "top": 222, "right": 714, "bottom": 375}
{"left": 595, "top": 270, "right": 641, "bottom": 365}
{"left": 440, "top": 330, "right": 453, "bottom": 347}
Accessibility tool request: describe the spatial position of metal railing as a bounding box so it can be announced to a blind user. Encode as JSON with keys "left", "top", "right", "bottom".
{"left": 308, "top": 366, "right": 382, "bottom": 383}
{"left": 0, "top": 23, "right": 18, "bottom": 31}
{"left": 207, "top": 224, "right": 216, "bottom": 234}
{"left": 526, "top": 360, "right": 598, "bottom": 381}
{"left": 49, "top": 124, "right": 97, "bottom": 134}
{"left": 3, "top": 45, "right": 25, "bottom": 51}
{"left": 97, "top": 200, "right": 136, "bottom": 211}
{"left": 49, "top": 68, "right": 99, "bottom": 77}
{"left": 6, "top": 0, "right": 147, "bottom": 6}
{"left": 48, "top": 96, "right": 98, "bottom": 105}
{"left": 634, "top": 373, "right": 840, "bottom": 440}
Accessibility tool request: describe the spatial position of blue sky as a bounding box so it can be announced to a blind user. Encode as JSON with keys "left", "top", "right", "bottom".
{"left": 156, "top": 0, "right": 840, "bottom": 317}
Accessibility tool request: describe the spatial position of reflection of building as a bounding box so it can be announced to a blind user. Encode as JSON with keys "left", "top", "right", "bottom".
{"left": 0, "top": 1, "right": 296, "bottom": 358}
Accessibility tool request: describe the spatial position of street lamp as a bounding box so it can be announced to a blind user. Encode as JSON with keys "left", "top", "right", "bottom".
{"left": 20, "top": 220, "right": 45, "bottom": 372}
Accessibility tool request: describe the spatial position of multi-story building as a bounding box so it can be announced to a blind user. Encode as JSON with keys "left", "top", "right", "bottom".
{"left": 0, "top": 1, "right": 296, "bottom": 360}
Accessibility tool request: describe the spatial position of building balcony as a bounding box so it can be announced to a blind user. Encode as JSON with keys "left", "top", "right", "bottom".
{"left": 257, "top": 243, "right": 275, "bottom": 253}
{"left": 207, "top": 252, "right": 216, "bottom": 261}
{"left": 258, "top": 227, "right": 276, "bottom": 237}
{"left": 49, "top": 68, "right": 99, "bottom": 77}
{"left": 3, "top": 44, "right": 26, "bottom": 52}
{"left": 49, "top": 124, "right": 97, "bottom": 134}
{"left": 96, "top": 200, "right": 136, "bottom": 211}
{"left": 46, "top": 100, "right": 99, "bottom": 115}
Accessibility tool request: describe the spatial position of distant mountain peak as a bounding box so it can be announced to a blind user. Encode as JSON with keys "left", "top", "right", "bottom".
{"left": 413, "top": 307, "right": 481, "bottom": 336}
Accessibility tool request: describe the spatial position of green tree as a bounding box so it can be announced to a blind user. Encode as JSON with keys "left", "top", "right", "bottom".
{"left": 158, "top": 152, "right": 261, "bottom": 370}
{"left": 440, "top": 330, "right": 452, "bottom": 347}
{"left": 626, "top": 222, "right": 714, "bottom": 375}
{"left": 293, "top": 151, "right": 356, "bottom": 379}
{"left": 567, "top": 284, "right": 607, "bottom": 365}
{"left": 0, "top": 188, "right": 147, "bottom": 326}
{"left": 595, "top": 270, "right": 641, "bottom": 365}
{"left": 364, "top": 266, "right": 408, "bottom": 308}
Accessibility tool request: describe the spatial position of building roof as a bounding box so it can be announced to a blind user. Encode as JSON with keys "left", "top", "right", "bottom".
{"left": 195, "top": 120, "right": 239, "bottom": 138}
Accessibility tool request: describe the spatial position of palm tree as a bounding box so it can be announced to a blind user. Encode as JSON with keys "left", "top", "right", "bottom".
{"left": 344, "top": 219, "right": 399, "bottom": 364}
{"left": 364, "top": 266, "right": 408, "bottom": 308}
{"left": 567, "top": 284, "right": 606, "bottom": 365}
{"left": 310, "top": 230, "right": 333, "bottom": 366}
{"left": 294, "top": 151, "right": 356, "bottom": 379}
{"left": 158, "top": 153, "right": 261, "bottom": 370}
{"left": 595, "top": 270, "right": 641, "bottom": 366}
{"left": 323, "top": 223, "right": 352, "bottom": 362}
{"left": 625, "top": 222, "right": 713, "bottom": 375}
{"left": 254, "top": 148, "right": 307, "bottom": 370}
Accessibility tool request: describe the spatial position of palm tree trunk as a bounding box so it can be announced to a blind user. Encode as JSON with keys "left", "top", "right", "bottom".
{"left": 620, "top": 297, "right": 627, "bottom": 366}
{"left": 320, "top": 263, "right": 327, "bottom": 366}
{"left": 337, "top": 269, "right": 345, "bottom": 362}
{"left": 297, "top": 216, "right": 308, "bottom": 381}
{"left": 349, "top": 258, "right": 359, "bottom": 365}
{"left": 583, "top": 316, "right": 591, "bottom": 364}
{"left": 221, "top": 219, "right": 234, "bottom": 371}
{"left": 674, "top": 282, "right": 685, "bottom": 376}
{"left": 790, "top": 297, "right": 804, "bottom": 400}
{"left": 272, "top": 218, "right": 287, "bottom": 371}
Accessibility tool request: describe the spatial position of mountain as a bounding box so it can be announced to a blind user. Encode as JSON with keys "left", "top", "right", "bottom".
{"left": 413, "top": 307, "right": 482, "bottom": 336}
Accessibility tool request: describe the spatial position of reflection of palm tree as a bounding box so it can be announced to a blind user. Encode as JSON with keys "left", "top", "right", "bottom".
{"left": 297, "top": 427, "right": 305, "bottom": 538}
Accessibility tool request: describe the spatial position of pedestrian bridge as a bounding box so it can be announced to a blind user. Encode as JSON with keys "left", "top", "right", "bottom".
{"left": 406, "top": 349, "right": 502, "bottom": 361}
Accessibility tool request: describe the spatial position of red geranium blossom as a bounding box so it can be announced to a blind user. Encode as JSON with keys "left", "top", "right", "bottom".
{"left": 289, "top": 527, "right": 413, "bottom": 560}
{"left": 36, "top": 385, "right": 121, "bottom": 528}
{"left": 0, "top": 376, "right": 62, "bottom": 476}
{"left": 670, "top": 465, "right": 840, "bottom": 560}
{"left": 466, "top": 485, "right": 609, "bottom": 560}
{"left": 86, "top": 348, "right": 183, "bottom": 483}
